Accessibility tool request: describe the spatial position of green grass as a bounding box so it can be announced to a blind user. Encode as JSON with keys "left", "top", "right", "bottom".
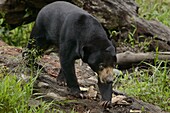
{"left": 117, "top": 60, "right": 170, "bottom": 111}
{"left": 122, "top": 2, "right": 170, "bottom": 111}
{"left": 0, "top": 21, "right": 33, "bottom": 47}
{"left": 136, "top": 0, "right": 170, "bottom": 27}
{"left": 0, "top": 69, "right": 52, "bottom": 113}
{"left": 0, "top": 66, "right": 77, "bottom": 113}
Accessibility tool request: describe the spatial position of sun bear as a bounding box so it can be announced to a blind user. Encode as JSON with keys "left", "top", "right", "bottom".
{"left": 24, "top": 1, "right": 117, "bottom": 107}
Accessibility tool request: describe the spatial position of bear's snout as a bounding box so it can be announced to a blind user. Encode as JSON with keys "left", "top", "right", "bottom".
{"left": 98, "top": 67, "right": 114, "bottom": 84}
{"left": 105, "top": 75, "right": 113, "bottom": 84}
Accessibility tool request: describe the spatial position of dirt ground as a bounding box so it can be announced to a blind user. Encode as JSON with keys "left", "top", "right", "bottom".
{"left": 0, "top": 40, "right": 168, "bottom": 113}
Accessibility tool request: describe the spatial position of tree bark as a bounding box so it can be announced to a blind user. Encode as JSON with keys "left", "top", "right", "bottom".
{"left": 0, "top": 0, "right": 170, "bottom": 50}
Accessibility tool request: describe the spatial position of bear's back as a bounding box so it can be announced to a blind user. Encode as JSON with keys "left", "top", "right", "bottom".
{"left": 34, "top": 1, "right": 90, "bottom": 41}
{"left": 37, "top": 1, "right": 88, "bottom": 24}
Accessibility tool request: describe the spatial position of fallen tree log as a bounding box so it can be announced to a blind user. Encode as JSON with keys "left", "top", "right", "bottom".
{"left": 117, "top": 51, "right": 170, "bottom": 69}
{"left": 0, "top": 0, "right": 170, "bottom": 51}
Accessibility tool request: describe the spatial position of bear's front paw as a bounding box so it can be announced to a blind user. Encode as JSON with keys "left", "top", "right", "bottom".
{"left": 56, "top": 78, "right": 66, "bottom": 86}
{"left": 56, "top": 76, "right": 66, "bottom": 86}
{"left": 68, "top": 88, "right": 85, "bottom": 99}
{"left": 99, "top": 101, "right": 112, "bottom": 108}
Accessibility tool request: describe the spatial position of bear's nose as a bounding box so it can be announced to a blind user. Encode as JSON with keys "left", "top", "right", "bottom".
{"left": 105, "top": 75, "right": 113, "bottom": 84}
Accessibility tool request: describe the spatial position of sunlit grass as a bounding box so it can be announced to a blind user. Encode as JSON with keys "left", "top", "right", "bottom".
{"left": 0, "top": 67, "right": 52, "bottom": 113}
{"left": 0, "top": 22, "right": 33, "bottom": 47}
{"left": 136, "top": 0, "right": 170, "bottom": 26}
{"left": 118, "top": 60, "right": 170, "bottom": 111}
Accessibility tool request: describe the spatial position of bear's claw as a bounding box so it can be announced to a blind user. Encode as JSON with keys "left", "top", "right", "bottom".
{"left": 99, "top": 101, "right": 112, "bottom": 108}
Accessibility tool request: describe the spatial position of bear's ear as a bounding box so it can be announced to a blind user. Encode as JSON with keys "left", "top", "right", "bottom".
{"left": 106, "top": 46, "right": 116, "bottom": 56}
{"left": 76, "top": 14, "right": 88, "bottom": 26}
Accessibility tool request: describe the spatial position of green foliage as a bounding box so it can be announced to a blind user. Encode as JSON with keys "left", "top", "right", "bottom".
{"left": 117, "top": 60, "right": 170, "bottom": 111}
{"left": 0, "top": 22, "right": 33, "bottom": 47}
{"left": 123, "top": 24, "right": 137, "bottom": 48}
{"left": 136, "top": 0, "right": 170, "bottom": 26}
{"left": 0, "top": 70, "right": 52, "bottom": 113}
{"left": 137, "top": 37, "right": 152, "bottom": 52}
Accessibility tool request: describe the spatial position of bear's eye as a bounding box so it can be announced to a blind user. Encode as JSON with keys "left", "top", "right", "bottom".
{"left": 99, "top": 63, "right": 104, "bottom": 71}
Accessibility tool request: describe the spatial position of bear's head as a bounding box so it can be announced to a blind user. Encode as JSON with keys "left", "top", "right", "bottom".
{"left": 81, "top": 45, "right": 117, "bottom": 84}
